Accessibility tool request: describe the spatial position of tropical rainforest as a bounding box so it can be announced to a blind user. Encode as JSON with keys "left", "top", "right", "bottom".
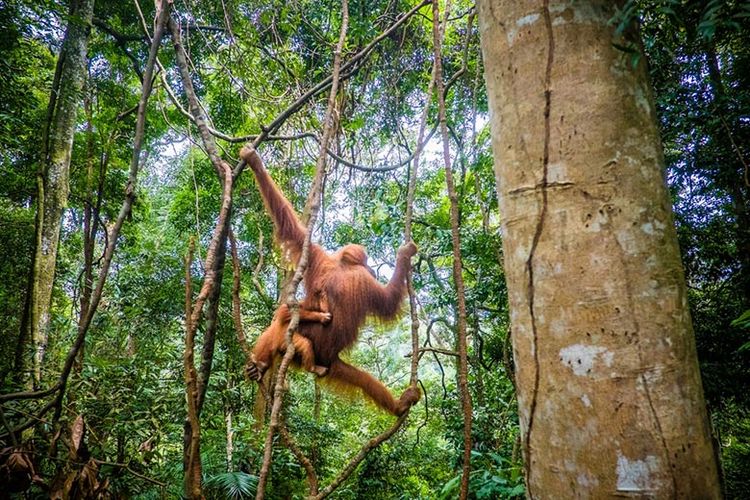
{"left": 0, "top": 0, "right": 748, "bottom": 498}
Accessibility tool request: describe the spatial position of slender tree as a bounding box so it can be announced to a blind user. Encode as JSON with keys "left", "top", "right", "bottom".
{"left": 431, "top": 1, "right": 472, "bottom": 498}
{"left": 170, "top": 14, "right": 234, "bottom": 497}
{"left": 30, "top": 0, "right": 95, "bottom": 387}
{"left": 477, "top": 0, "right": 722, "bottom": 497}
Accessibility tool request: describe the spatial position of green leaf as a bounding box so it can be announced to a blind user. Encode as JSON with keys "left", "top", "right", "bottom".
{"left": 731, "top": 309, "right": 750, "bottom": 329}
{"left": 438, "top": 475, "right": 461, "bottom": 499}
{"left": 204, "top": 471, "right": 258, "bottom": 499}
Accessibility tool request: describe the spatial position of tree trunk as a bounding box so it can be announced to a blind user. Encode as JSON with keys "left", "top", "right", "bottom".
{"left": 477, "top": 1, "right": 721, "bottom": 497}
{"left": 431, "top": 1, "right": 472, "bottom": 497}
{"left": 31, "top": 0, "right": 95, "bottom": 387}
{"left": 225, "top": 375, "right": 234, "bottom": 472}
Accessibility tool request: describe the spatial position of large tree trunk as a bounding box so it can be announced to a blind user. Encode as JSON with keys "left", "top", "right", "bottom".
{"left": 31, "top": 0, "right": 95, "bottom": 387}
{"left": 477, "top": 1, "right": 721, "bottom": 497}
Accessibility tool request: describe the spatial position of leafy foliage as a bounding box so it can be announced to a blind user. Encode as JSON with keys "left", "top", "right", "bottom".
{"left": 204, "top": 471, "right": 258, "bottom": 499}
{"left": 440, "top": 451, "right": 524, "bottom": 500}
{"left": 0, "top": 0, "right": 747, "bottom": 497}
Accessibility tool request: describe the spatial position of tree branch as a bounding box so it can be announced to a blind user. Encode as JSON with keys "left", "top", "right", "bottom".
{"left": 232, "top": 0, "right": 432, "bottom": 178}
{"left": 170, "top": 15, "right": 237, "bottom": 499}
{"left": 229, "top": 231, "right": 252, "bottom": 357}
{"left": 406, "top": 347, "right": 459, "bottom": 357}
{"left": 311, "top": 413, "right": 410, "bottom": 499}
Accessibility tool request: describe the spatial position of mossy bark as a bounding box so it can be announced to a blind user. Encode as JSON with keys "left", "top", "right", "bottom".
{"left": 31, "top": 0, "right": 95, "bottom": 387}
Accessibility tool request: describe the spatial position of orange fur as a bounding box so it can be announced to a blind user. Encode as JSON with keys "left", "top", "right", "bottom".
{"left": 241, "top": 146, "right": 420, "bottom": 415}
{"left": 248, "top": 304, "right": 331, "bottom": 379}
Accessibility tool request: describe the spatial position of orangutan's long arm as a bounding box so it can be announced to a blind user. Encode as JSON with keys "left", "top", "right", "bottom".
{"left": 369, "top": 241, "right": 417, "bottom": 321}
{"left": 240, "top": 146, "right": 306, "bottom": 259}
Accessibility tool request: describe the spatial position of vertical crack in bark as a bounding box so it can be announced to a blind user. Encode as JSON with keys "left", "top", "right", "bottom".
{"left": 523, "top": 1, "right": 554, "bottom": 496}
{"left": 610, "top": 232, "right": 678, "bottom": 498}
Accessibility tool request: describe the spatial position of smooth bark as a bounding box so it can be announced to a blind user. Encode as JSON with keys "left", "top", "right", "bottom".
{"left": 477, "top": 0, "right": 721, "bottom": 497}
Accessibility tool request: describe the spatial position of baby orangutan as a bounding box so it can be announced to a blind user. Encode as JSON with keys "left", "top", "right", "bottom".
{"left": 247, "top": 301, "right": 331, "bottom": 378}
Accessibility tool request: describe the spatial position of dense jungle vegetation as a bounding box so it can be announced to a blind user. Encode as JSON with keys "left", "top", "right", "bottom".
{"left": 0, "top": 0, "right": 748, "bottom": 498}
